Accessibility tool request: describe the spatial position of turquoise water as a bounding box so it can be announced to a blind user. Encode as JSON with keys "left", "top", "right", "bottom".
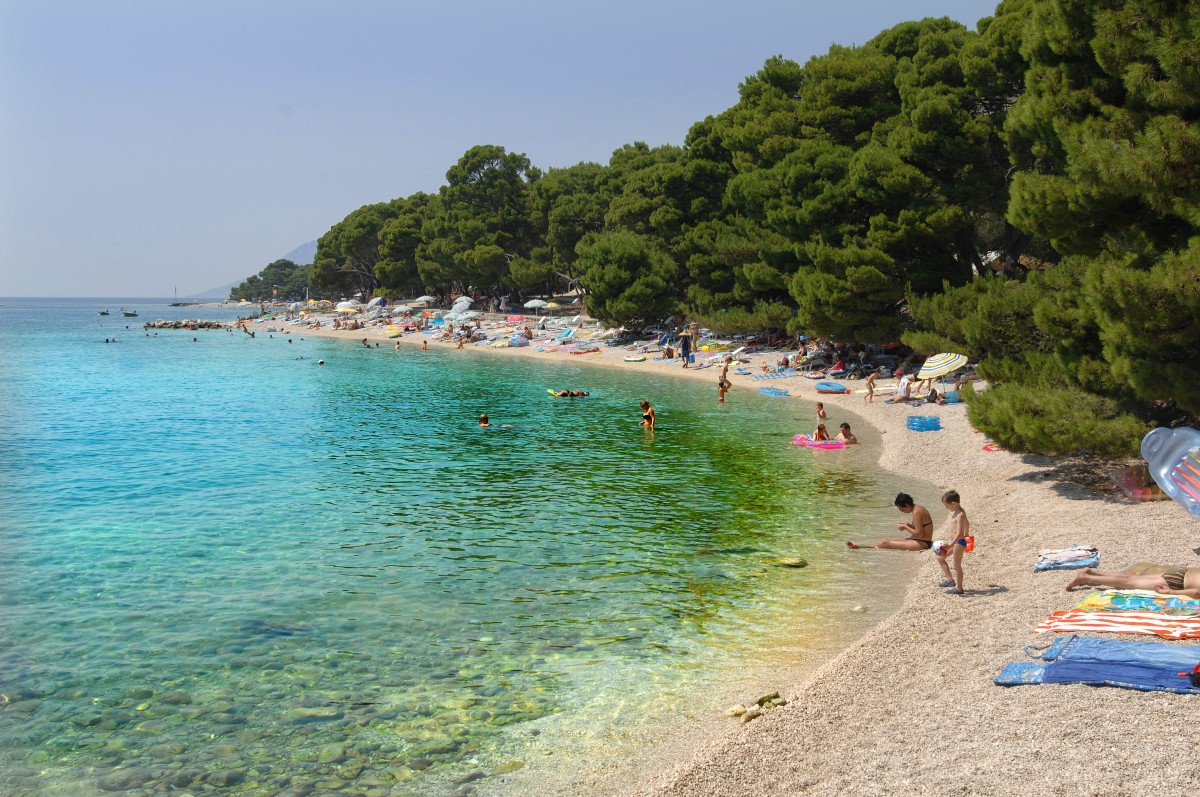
{"left": 0, "top": 298, "right": 910, "bottom": 796}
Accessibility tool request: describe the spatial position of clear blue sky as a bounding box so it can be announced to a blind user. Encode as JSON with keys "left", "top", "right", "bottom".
{"left": 0, "top": 0, "right": 1000, "bottom": 297}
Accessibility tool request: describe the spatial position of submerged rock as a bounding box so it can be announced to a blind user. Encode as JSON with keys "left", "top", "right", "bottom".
{"left": 97, "top": 768, "right": 152, "bottom": 791}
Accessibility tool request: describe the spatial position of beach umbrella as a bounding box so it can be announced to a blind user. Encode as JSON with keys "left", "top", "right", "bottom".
{"left": 917, "top": 352, "right": 968, "bottom": 392}
{"left": 366, "top": 296, "right": 384, "bottom": 309}
{"left": 917, "top": 353, "right": 968, "bottom": 379}
{"left": 523, "top": 299, "right": 547, "bottom": 309}
{"left": 415, "top": 295, "right": 437, "bottom": 303}
{"left": 545, "top": 301, "right": 560, "bottom": 308}
{"left": 453, "top": 296, "right": 475, "bottom": 306}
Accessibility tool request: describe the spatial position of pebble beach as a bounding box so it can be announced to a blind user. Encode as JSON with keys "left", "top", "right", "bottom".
{"left": 253, "top": 312, "right": 1198, "bottom": 796}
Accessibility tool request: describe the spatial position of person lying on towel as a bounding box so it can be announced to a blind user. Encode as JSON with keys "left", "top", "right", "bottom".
{"left": 1065, "top": 567, "right": 1200, "bottom": 599}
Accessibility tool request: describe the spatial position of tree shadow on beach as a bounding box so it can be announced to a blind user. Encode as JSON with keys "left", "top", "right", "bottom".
{"left": 965, "top": 584, "right": 1008, "bottom": 598}
{"left": 1009, "top": 453, "right": 1139, "bottom": 504}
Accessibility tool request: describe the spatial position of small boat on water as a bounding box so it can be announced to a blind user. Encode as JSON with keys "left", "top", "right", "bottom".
{"left": 97, "top": 309, "right": 110, "bottom": 315}
{"left": 120, "top": 308, "right": 138, "bottom": 317}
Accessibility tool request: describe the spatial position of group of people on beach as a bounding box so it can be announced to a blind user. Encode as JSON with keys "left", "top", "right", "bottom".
{"left": 810, "top": 402, "right": 857, "bottom": 444}
{"left": 848, "top": 491, "right": 972, "bottom": 595}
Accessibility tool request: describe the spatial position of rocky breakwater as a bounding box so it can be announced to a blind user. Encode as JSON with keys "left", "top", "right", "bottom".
{"left": 143, "top": 319, "right": 227, "bottom": 330}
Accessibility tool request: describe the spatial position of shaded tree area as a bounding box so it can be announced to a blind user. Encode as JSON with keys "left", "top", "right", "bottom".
{"left": 228, "top": 0, "right": 1197, "bottom": 455}
{"left": 229, "top": 259, "right": 312, "bottom": 301}
{"left": 904, "top": 0, "right": 1200, "bottom": 455}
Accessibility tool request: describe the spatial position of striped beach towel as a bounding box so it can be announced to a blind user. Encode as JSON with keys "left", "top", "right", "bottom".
{"left": 1034, "top": 610, "right": 1200, "bottom": 639}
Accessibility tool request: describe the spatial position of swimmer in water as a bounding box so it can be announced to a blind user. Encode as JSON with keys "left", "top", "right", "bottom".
{"left": 479, "top": 414, "right": 490, "bottom": 427}
{"left": 639, "top": 400, "right": 655, "bottom": 430}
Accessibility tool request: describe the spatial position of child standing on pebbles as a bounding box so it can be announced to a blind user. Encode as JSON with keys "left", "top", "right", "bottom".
{"left": 934, "top": 490, "right": 971, "bottom": 594}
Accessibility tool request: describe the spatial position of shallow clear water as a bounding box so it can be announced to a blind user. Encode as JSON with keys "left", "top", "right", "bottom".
{"left": 0, "top": 298, "right": 912, "bottom": 796}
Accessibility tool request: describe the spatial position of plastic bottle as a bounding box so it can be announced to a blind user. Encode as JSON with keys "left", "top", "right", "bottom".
{"left": 1141, "top": 427, "right": 1200, "bottom": 520}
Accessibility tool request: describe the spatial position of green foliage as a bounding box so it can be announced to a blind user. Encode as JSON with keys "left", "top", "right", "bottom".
{"left": 964, "top": 382, "right": 1146, "bottom": 458}
{"left": 230, "top": 259, "right": 310, "bottom": 301}
{"left": 906, "top": 0, "right": 1200, "bottom": 456}
{"left": 576, "top": 231, "right": 678, "bottom": 328}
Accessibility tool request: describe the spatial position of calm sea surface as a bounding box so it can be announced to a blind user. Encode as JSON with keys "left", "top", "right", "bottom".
{"left": 0, "top": 298, "right": 915, "bottom": 796}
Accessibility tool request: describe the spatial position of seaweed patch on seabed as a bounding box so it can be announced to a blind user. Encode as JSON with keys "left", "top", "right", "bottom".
{"left": 238, "top": 619, "right": 315, "bottom": 638}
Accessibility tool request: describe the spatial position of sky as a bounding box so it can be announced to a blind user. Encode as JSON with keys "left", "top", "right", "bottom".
{"left": 0, "top": 0, "right": 1001, "bottom": 298}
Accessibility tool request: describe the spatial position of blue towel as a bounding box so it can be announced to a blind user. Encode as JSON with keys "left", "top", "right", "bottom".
{"left": 997, "top": 635, "right": 1200, "bottom": 694}
{"left": 1033, "top": 552, "right": 1100, "bottom": 572}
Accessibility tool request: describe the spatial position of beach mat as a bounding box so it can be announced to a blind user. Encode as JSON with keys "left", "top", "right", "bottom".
{"left": 1072, "top": 590, "right": 1200, "bottom": 616}
{"left": 1034, "top": 545, "right": 1099, "bottom": 571}
{"left": 1033, "top": 609, "right": 1200, "bottom": 639}
{"left": 996, "top": 635, "right": 1200, "bottom": 694}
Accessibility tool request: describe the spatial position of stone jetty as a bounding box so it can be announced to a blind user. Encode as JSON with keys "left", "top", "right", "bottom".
{"left": 143, "top": 319, "right": 227, "bottom": 330}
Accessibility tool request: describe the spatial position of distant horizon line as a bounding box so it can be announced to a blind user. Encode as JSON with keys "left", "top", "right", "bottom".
{"left": 0, "top": 295, "right": 232, "bottom": 301}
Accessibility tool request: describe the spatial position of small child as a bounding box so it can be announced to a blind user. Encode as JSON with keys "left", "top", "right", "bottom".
{"left": 812, "top": 423, "right": 831, "bottom": 442}
{"left": 934, "top": 489, "right": 971, "bottom": 594}
{"left": 816, "top": 402, "right": 827, "bottom": 420}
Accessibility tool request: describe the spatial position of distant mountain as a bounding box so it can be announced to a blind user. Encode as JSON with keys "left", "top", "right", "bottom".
{"left": 190, "top": 241, "right": 318, "bottom": 298}
{"left": 283, "top": 240, "right": 317, "bottom": 265}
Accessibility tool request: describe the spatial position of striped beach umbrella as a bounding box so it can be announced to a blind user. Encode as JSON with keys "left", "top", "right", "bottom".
{"left": 917, "top": 353, "right": 968, "bottom": 380}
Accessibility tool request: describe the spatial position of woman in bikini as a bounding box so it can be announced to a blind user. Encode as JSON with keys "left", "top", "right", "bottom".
{"left": 639, "top": 400, "right": 656, "bottom": 430}
{"left": 847, "top": 493, "right": 934, "bottom": 550}
{"left": 1064, "top": 566, "right": 1200, "bottom": 599}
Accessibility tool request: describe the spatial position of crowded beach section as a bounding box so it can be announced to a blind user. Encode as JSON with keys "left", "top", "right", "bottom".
{"left": 213, "top": 301, "right": 1198, "bottom": 796}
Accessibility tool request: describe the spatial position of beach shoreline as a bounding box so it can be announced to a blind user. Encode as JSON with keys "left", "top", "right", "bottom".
{"left": 249, "top": 313, "right": 1198, "bottom": 796}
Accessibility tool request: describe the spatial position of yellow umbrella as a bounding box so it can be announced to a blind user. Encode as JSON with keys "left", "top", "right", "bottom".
{"left": 917, "top": 353, "right": 968, "bottom": 380}
{"left": 917, "top": 353, "right": 969, "bottom": 392}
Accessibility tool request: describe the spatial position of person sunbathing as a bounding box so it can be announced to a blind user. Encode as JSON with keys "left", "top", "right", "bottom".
{"left": 1064, "top": 567, "right": 1200, "bottom": 598}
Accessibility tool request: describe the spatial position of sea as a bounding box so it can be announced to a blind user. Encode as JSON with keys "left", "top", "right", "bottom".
{"left": 0, "top": 297, "right": 917, "bottom": 796}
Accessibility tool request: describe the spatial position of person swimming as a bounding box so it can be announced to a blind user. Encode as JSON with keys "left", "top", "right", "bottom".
{"left": 479, "top": 414, "right": 489, "bottom": 427}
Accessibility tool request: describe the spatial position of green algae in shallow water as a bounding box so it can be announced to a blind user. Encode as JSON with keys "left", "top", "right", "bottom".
{"left": 0, "top": 300, "right": 915, "bottom": 796}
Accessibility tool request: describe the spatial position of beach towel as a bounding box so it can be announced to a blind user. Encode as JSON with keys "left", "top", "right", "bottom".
{"left": 995, "top": 635, "right": 1200, "bottom": 694}
{"left": 1033, "top": 609, "right": 1200, "bottom": 639}
{"left": 1072, "top": 590, "right": 1200, "bottom": 616}
{"left": 1034, "top": 545, "right": 1100, "bottom": 571}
